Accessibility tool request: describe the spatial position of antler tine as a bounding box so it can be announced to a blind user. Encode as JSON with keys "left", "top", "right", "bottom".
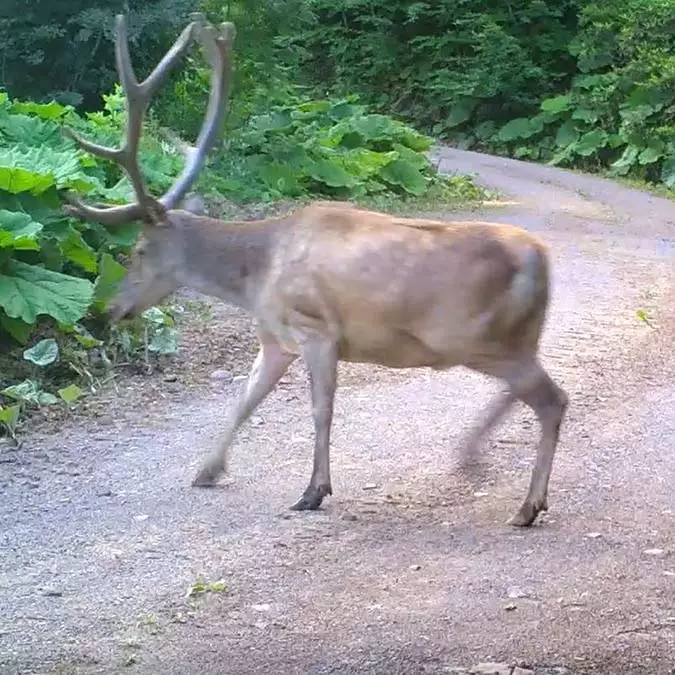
{"left": 160, "top": 20, "right": 236, "bottom": 210}
{"left": 64, "top": 15, "right": 200, "bottom": 225}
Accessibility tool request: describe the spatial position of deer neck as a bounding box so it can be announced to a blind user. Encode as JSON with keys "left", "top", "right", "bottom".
{"left": 178, "top": 215, "right": 281, "bottom": 312}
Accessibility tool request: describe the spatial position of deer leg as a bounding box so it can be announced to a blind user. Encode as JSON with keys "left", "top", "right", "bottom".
{"left": 503, "top": 361, "right": 568, "bottom": 527}
{"left": 457, "top": 391, "right": 518, "bottom": 471}
{"left": 290, "top": 339, "right": 338, "bottom": 511}
{"left": 192, "top": 338, "right": 297, "bottom": 487}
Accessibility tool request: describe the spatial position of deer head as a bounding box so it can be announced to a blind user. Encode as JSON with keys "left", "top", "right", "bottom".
{"left": 63, "top": 13, "right": 235, "bottom": 320}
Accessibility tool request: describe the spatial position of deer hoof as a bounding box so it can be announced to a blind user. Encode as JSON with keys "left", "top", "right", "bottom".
{"left": 507, "top": 497, "right": 548, "bottom": 527}
{"left": 191, "top": 462, "right": 224, "bottom": 487}
{"left": 289, "top": 484, "right": 332, "bottom": 511}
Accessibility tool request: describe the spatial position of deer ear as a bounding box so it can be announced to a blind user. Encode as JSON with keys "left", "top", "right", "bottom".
{"left": 143, "top": 199, "right": 168, "bottom": 227}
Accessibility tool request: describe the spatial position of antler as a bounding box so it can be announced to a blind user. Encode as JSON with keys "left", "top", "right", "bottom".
{"left": 64, "top": 13, "right": 235, "bottom": 225}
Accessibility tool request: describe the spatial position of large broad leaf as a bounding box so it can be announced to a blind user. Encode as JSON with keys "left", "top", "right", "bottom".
{"left": 611, "top": 146, "right": 639, "bottom": 176}
{"left": 0, "top": 112, "right": 62, "bottom": 147}
{"left": 0, "top": 310, "right": 32, "bottom": 343}
{"left": 258, "top": 162, "right": 303, "bottom": 196}
{"left": 555, "top": 120, "right": 580, "bottom": 148}
{"left": 0, "top": 145, "right": 99, "bottom": 195}
{"left": 392, "top": 143, "right": 429, "bottom": 170}
{"left": 340, "top": 149, "right": 397, "bottom": 179}
{"left": 23, "top": 338, "right": 59, "bottom": 366}
{"left": 575, "top": 130, "right": 608, "bottom": 156}
{"left": 10, "top": 100, "right": 70, "bottom": 121}
{"left": 0, "top": 260, "right": 93, "bottom": 324}
{"left": 0, "top": 210, "right": 43, "bottom": 250}
{"left": 59, "top": 228, "right": 98, "bottom": 273}
{"left": 307, "top": 158, "right": 356, "bottom": 188}
{"left": 497, "top": 117, "right": 542, "bottom": 142}
{"left": 379, "top": 159, "right": 426, "bottom": 195}
{"left": 92, "top": 252, "right": 127, "bottom": 311}
{"left": 445, "top": 98, "right": 479, "bottom": 129}
{"left": 541, "top": 94, "right": 572, "bottom": 115}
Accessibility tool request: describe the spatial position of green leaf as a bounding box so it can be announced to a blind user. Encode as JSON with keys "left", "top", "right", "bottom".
{"left": 541, "top": 95, "right": 572, "bottom": 115}
{"left": 147, "top": 326, "right": 179, "bottom": 355}
{"left": 58, "top": 384, "right": 83, "bottom": 404}
{"left": 0, "top": 260, "right": 93, "bottom": 324}
{"left": 379, "top": 159, "right": 426, "bottom": 195}
{"left": 93, "top": 253, "right": 127, "bottom": 311}
{"left": 1, "top": 379, "right": 56, "bottom": 406}
{"left": 611, "top": 146, "right": 640, "bottom": 175}
{"left": 392, "top": 143, "right": 429, "bottom": 170}
{"left": 575, "top": 130, "right": 608, "bottom": 157}
{"left": 142, "top": 307, "right": 172, "bottom": 326}
{"left": 0, "top": 210, "right": 43, "bottom": 250}
{"left": 307, "top": 158, "right": 356, "bottom": 188}
{"left": 10, "top": 100, "right": 69, "bottom": 120}
{"left": 60, "top": 228, "right": 98, "bottom": 273}
{"left": 638, "top": 146, "right": 662, "bottom": 165}
{"left": 0, "top": 404, "right": 20, "bottom": 433}
{"left": 445, "top": 98, "right": 478, "bottom": 128}
{"left": 23, "top": 338, "right": 59, "bottom": 366}
{"left": 555, "top": 121, "right": 580, "bottom": 148}
{"left": 0, "top": 145, "right": 99, "bottom": 195}
{"left": 497, "top": 117, "right": 540, "bottom": 142}
{"left": 571, "top": 108, "right": 599, "bottom": 123}
{"left": 0, "top": 311, "right": 32, "bottom": 343}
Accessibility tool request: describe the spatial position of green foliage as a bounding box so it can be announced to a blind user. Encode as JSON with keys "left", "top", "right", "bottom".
{"left": 0, "top": 90, "right": 192, "bottom": 432}
{"left": 202, "top": 96, "right": 454, "bottom": 201}
{"left": 296, "top": 0, "right": 579, "bottom": 140}
{"left": 488, "top": 0, "right": 675, "bottom": 185}
{"left": 0, "top": 1, "right": 201, "bottom": 110}
{"left": 296, "top": 0, "right": 675, "bottom": 191}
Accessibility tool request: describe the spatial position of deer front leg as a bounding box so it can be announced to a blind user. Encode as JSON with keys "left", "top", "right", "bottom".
{"left": 290, "top": 339, "right": 338, "bottom": 511}
{"left": 192, "top": 336, "right": 297, "bottom": 487}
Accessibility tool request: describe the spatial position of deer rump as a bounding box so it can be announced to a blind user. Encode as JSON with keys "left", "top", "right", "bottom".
{"left": 259, "top": 203, "right": 549, "bottom": 370}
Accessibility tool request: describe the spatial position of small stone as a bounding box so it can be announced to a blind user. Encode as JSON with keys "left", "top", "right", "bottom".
{"left": 210, "top": 369, "right": 233, "bottom": 382}
{"left": 163, "top": 373, "right": 178, "bottom": 382}
{"left": 41, "top": 588, "right": 63, "bottom": 597}
{"left": 363, "top": 483, "right": 378, "bottom": 490}
{"left": 473, "top": 491, "right": 489, "bottom": 498}
{"left": 644, "top": 548, "right": 666, "bottom": 557}
{"left": 469, "top": 663, "right": 512, "bottom": 675}
{"left": 251, "top": 604, "right": 271, "bottom": 612}
{"left": 503, "top": 603, "right": 518, "bottom": 611}
{"left": 410, "top": 564, "right": 422, "bottom": 571}
{"left": 134, "top": 514, "right": 149, "bottom": 521}
{"left": 250, "top": 416, "right": 265, "bottom": 427}
{"left": 663, "top": 571, "right": 675, "bottom": 577}
{"left": 585, "top": 532, "right": 602, "bottom": 539}
{"left": 507, "top": 586, "right": 530, "bottom": 599}
{"left": 233, "top": 375, "right": 248, "bottom": 383}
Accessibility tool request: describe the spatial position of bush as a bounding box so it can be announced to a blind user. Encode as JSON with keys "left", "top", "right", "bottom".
{"left": 201, "top": 95, "right": 466, "bottom": 202}
{"left": 490, "top": 0, "right": 675, "bottom": 185}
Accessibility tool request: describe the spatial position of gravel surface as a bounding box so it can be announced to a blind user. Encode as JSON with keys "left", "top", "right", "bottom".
{"left": 0, "top": 147, "right": 673, "bottom": 675}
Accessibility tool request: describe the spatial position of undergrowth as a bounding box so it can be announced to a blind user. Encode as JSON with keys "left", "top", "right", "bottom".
{"left": 0, "top": 88, "right": 487, "bottom": 438}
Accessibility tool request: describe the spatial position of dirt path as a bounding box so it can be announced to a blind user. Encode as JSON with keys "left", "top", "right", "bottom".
{"left": 1, "top": 148, "right": 673, "bottom": 675}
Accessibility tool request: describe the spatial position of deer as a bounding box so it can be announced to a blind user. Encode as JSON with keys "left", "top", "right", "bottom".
{"left": 63, "top": 14, "right": 568, "bottom": 528}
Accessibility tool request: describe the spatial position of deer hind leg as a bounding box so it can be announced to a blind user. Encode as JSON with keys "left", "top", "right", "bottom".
{"left": 457, "top": 390, "right": 518, "bottom": 472}
{"left": 501, "top": 359, "right": 568, "bottom": 526}
{"left": 192, "top": 336, "right": 297, "bottom": 487}
{"left": 290, "top": 338, "right": 338, "bottom": 511}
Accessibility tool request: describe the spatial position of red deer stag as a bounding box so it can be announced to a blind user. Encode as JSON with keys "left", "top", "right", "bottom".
{"left": 64, "top": 14, "right": 568, "bottom": 527}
